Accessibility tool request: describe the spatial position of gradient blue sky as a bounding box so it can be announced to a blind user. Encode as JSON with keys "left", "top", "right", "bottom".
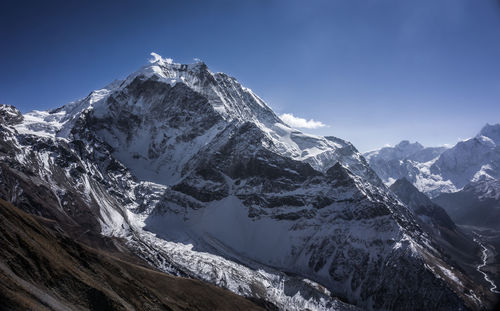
{"left": 1, "top": 0, "right": 499, "bottom": 151}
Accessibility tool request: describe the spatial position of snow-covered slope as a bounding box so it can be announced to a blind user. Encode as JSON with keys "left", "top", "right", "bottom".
{"left": 430, "top": 126, "right": 500, "bottom": 190}
{"left": 364, "top": 141, "right": 450, "bottom": 197}
{"left": 0, "top": 54, "right": 494, "bottom": 310}
{"left": 365, "top": 124, "right": 500, "bottom": 198}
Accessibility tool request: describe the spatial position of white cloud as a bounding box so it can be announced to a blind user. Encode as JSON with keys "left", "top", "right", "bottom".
{"left": 149, "top": 52, "right": 173, "bottom": 65}
{"left": 279, "top": 113, "right": 327, "bottom": 129}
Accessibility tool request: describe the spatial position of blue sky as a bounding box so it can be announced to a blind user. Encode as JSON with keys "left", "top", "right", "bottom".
{"left": 1, "top": 0, "right": 499, "bottom": 151}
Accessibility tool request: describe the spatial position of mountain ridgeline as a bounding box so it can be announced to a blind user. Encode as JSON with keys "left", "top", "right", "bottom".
{"left": 0, "top": 54, "right": 497, "bottom": 310}
{"left": 365, "top": 124, "right": 500, "bottom": 199}
{"left": 364, "top": 124, "right": 500, "bottom": 230}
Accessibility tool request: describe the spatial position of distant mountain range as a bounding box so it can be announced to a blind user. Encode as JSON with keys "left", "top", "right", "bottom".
{"left": 365, "top": 123, "right": 500, "bottom": 198}
{"left": 365, "top": 124, "right": 500, "bottom": 197}
{"left": 364, "top": 123, "right": 500, "bottom": 232}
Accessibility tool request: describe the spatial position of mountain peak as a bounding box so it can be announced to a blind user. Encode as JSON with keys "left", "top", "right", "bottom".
{"left": 149, "top": 52, "right": 174, "bottom": 65}
{"left": 477, "top": 123, "right": 500, "bottom": 144}
{"left": 0, "top": 104, "right": 23, "bottom": 125}
{"left": 26, "top": 53, "right": 281, "bottom": 142}
{"left": 391, "top": 176, "right": 413, "bottom": 187}
{"left": 390, "top": 178, "right": 456, "bottom": 230}
{"left": 119, "top": 53, "right": 282, "bottom": 126}
{"left": 390, "top": 177, "right": 434, "bottom": 209}
{"left": 395, "top": 140, "right": 423, "bottom": 150}
{"left": 390, "top": 177, "right": 426, "bottom": 203}
{"left": 125, "top": 53, "right": 211, "bottom": 90}
{"left": 148, "top": 52, "right": 206, "bottom": 69}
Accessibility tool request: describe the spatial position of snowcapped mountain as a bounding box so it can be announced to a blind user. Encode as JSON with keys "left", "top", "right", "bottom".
{"left": 431, "top": 125, "right": 500, "bottom": 190}
{"left": 479, "top": 124, "right": 500, "bottom": 146}
{"left": 17, "top": 55, "right": 374, "bottom": 186}
{"left": 365, "top": 124, "right": 500, "bottom": 198}
{"left": 0, "top": 53, "right": 495, "bottom": 310}
{"left": 364, "top": 140, "right": 450, "bottom": 197}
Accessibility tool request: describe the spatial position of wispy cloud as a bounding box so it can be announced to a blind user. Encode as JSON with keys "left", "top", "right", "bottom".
{"left": 149, "top": 52, "right": 173, "bottom": 65}
{"left": 279, "top": 113, "right": 327, "bottom": 129}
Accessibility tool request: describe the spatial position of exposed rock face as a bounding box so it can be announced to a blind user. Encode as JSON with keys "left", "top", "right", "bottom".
{"left": 390, "top": 178, "right": 455, "bottom": 231}
{"left": 0, "top": 53, "right": 495, "bottom": 310}
{"left": 389, "top": 178, "right": 492, "bottom": 297}
{"left": 433, "top": 179, "right": 500, "bottom": 230}
{"left": 0, "top": 105, "right": 23, "bottom": 125}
